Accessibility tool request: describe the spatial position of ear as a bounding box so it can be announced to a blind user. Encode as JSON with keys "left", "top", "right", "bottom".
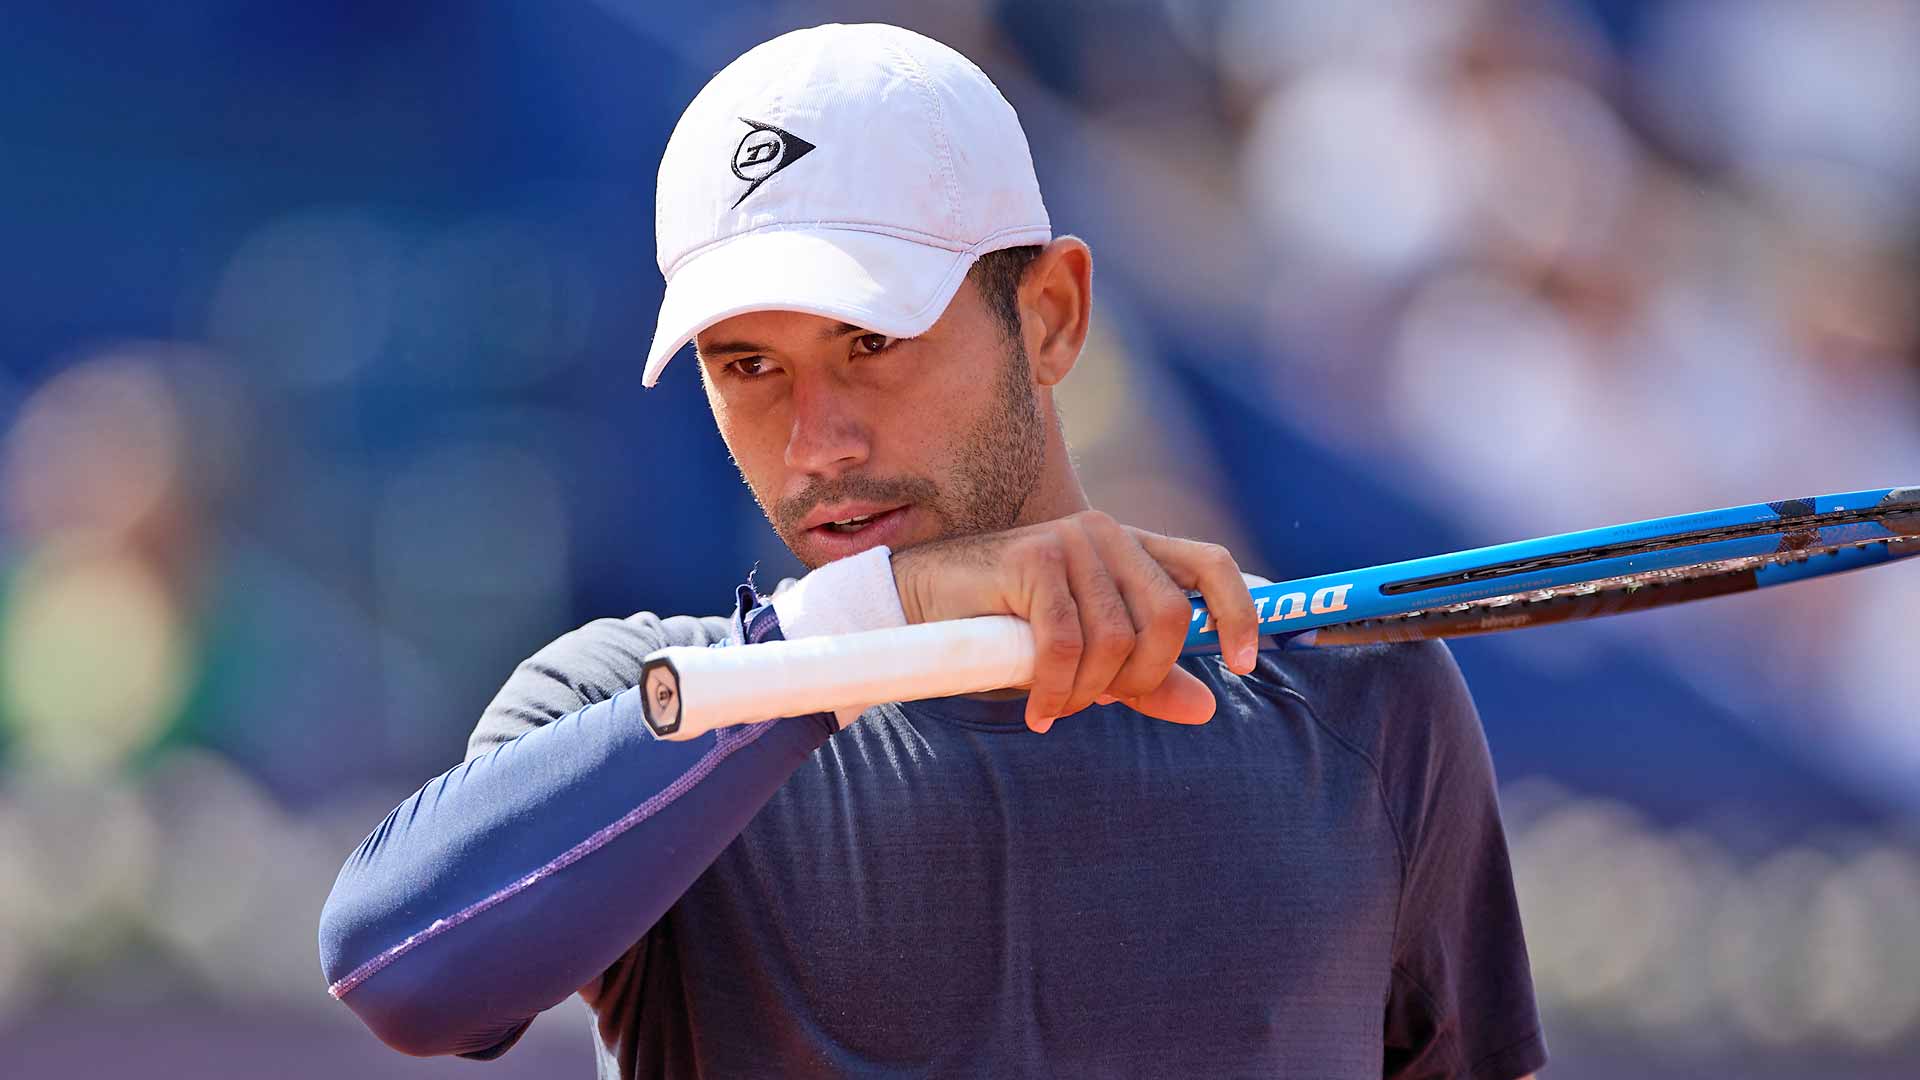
{"left": 1021, "top": 236, "right": 1093, "bottom": 387}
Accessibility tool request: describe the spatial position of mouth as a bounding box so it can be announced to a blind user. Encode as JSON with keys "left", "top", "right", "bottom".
{"left": 799, "top": 501, "right": 907, "bottom": 532}
{"left": 821, "top": 512, "right": 887, "bottom": 534}
{"left": 799, "top": 504, "right": 914, "bottom": 557}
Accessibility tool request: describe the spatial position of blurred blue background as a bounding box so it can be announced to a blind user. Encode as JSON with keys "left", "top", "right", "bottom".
{"left": 2, "top": 1, "right": 1917, "bottom": 1076}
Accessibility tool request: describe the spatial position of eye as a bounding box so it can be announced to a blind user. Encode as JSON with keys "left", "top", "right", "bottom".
{"left": 853, "top": 333, "right": 897, "bottom": 355}
{"left": 724, "top": 356, "right": 772, "bottom": 379}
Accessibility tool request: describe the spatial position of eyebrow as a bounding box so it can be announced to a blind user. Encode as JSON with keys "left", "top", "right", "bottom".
{"left": 697, "top": 320, "right": 869, "bottom": 359}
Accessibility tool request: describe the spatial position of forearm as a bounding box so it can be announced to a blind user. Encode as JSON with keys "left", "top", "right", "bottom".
{"left": 317, "top": 688, "right": 833, "bottom": 1058}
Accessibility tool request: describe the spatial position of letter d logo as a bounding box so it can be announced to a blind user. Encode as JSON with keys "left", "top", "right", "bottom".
{"left": 1309, "top": 583, "right": 1353, "bottom": 615}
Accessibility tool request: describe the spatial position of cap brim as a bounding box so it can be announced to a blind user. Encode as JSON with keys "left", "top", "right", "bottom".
{"left": 644, "top": 228, "right": 983, "bottom": 387}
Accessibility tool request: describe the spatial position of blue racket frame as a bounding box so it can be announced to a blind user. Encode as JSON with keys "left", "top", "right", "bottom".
{"left": 1182, "top": 486, "right": 1920, "bottom": 652}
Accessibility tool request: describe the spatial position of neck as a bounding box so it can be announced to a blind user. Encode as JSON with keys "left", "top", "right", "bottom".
{"left": 1012, "top": 396, "right": 1090, "bottom": 527}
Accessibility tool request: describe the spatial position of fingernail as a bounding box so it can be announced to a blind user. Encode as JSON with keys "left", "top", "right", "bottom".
{"left": 1033, "top": 716, "right": 1053, "bottom": 734}
{"left": 1235, "top": 643, "right": 1257, "bottom": 671}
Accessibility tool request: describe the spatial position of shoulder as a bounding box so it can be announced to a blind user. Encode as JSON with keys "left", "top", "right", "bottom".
{"left": 1250, "top": 639, "right": 1484, "bottom": 781}
{"left": 1257, "top": 638, "right": 1472, "bottom": 727}
{"left": 466, "top": 610, "right": 732, "bottom": 758}
{"left": 1233, "top": 569, "right": 1473, "bottom": 746}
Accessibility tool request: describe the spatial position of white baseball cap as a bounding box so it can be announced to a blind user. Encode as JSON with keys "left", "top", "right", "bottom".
{"left": 643, "top": 23, "right": 1053, "bottom": 387}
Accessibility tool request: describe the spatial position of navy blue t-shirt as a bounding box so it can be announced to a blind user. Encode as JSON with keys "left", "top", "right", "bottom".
{"left": 319, "top": 597, "right": 1545, "bottom": 1079}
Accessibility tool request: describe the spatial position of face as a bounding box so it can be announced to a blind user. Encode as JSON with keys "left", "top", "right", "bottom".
{"left": 695, "top": 277, "right": 1047, "bottom": 569}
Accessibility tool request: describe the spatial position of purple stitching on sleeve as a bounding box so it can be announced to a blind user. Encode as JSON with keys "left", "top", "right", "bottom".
{"left": 327, "top": 715, "right": 783, "bottom": 1000}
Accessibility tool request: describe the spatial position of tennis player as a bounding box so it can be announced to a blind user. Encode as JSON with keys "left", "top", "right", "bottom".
{"left": 319, "top": 23, "right": 1545, "bottom": 1079}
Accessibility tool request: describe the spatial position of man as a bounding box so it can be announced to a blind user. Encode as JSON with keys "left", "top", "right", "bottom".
{"left": 319, "top": 23, "right": 1545, "bottom": 1079}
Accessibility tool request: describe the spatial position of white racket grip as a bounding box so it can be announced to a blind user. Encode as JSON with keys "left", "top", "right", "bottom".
{"left": 639, "top": 616, "right": 1037, "bottom": 740}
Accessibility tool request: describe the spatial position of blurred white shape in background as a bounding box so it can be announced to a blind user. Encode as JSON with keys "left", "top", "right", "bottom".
{"left": 1628, "top": 280, "right": 1816, "bottom": 493}
{"left": 0, "top": 798, "right": 44, "bottom": 1016}
{"left": 1827, "top": 570, "right": 1920, "bottom": 784}
{"left": 1508, "top": 793, "right": 1726, "bottom": 1033}
{"left": 1506, "top": 780, "right": 1920, "bottom": 1051}
{"left": 1807, "top": 848, "right": 1920, "bottom": 1047}
{"left": 0, "top": 745, "right": 596, "bottom": 1036}
{"left": 1459, "top": 70, "right": 1637, "bottom": 267}
{"left": 1711, "top": 846, "right": 1836, "bottom": 1046}
{"left": 1214, "top": 0, "right": 1482, "bottom": 88}
{"left": 1384, "top": 272, "right": 1598, "bottom": 524}
{"left": 1646, "top": 0, "right": 1920, "bottom": 244}
{"left": 142, "top": 749, "right": 348, "bottom": 1007}
{"left": 1242, "top": 65, "right": 1472, "bottom": 275}
{"left": 0, "top": 776, "right": 158, "bottom": 1005}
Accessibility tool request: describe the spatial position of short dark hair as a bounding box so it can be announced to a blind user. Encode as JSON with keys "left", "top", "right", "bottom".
{"left": 967, "top": 245, "right": 1043, "bottom": 343}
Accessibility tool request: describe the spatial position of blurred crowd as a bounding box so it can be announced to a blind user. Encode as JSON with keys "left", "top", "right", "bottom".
{"left": 1219, "top": 0, "right": 1920, "bottom": 799}
{"left": 0, "top": 2, "right": 1915, "bottom": 1077}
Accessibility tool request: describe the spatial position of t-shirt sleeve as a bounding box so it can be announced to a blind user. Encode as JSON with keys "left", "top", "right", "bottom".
{"left": 1378, "top": 641, "right": 1547, "bottom": 1080}
{"left": 317, "top": 591, "right": 838, "bottom": 1060}
{"left": 466, "top": 610, "right": 734, "bottom": 759}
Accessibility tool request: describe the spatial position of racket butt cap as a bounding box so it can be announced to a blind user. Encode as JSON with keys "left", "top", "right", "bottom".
{"left": 641, "top": 656, "right": 685, "bottom": 739}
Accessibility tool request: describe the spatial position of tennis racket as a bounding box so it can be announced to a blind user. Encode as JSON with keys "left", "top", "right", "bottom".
{"left": 640, "top": 486, "right": 1920, "bottom": 739}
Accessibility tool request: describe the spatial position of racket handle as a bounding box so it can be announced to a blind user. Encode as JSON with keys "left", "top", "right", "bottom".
{"left": 640, "top": 616, "right": 1036, "bottom": 740}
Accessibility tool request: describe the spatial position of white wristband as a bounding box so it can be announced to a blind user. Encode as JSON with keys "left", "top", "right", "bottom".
{"left": 771, "top": 544, "right": 908, "bottom": 640}
{"left": 770, "top": 546, "right": 908, "bottom": 727}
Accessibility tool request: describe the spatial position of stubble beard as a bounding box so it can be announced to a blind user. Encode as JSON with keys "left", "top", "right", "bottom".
{"left": 760, "top": 339, "right": 1049, "bottom": 569}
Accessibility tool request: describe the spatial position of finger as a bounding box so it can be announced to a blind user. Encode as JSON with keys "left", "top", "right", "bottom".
{"left": 1114, "top": 665, "right": 1216, "bottom": 725}
{"left": 1086, "top": 523, "right": 1192, "bottom": 702}
{"left": 1054, "top": 522, "right": 1136, "bottom": 721}
{"left": 1021, "top": 549, "right": 1083, "bottom": 733}
{"left": 1131, "top": 530, "right": 1261, "bottom": 675}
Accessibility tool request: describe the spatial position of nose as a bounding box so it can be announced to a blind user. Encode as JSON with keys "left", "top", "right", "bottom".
{"left": 784, "top": 374, "right": 869, "bottom": 477}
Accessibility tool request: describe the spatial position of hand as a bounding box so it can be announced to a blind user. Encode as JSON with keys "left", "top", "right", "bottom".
{"left": 889, "top": 511, "right": 1261, "bottom": 733}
